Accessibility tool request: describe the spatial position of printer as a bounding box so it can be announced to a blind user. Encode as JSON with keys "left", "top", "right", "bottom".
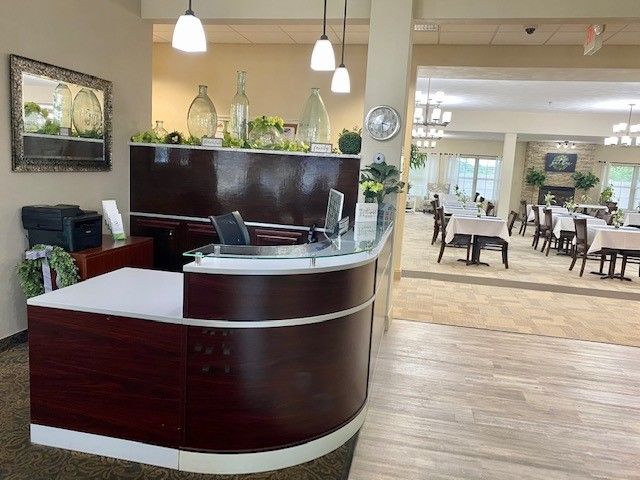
{"left": 22, "top": 204, "right": 103, "bottom": 252}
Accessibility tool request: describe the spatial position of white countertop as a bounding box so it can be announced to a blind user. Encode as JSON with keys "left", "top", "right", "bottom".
{"left": 27, "top": 268, "right": 183, "bottom": 323}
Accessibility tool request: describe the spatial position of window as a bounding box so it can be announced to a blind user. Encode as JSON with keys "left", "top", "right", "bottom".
{"left": 607, "top": 164, "right": 640, "bottom": 210}
{"left": 451, "top": 156, "right": 501, "bottom": 202}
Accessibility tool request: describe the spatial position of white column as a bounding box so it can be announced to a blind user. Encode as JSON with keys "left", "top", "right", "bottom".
{"left": 498, "top": 132, "right": 518, "bottom": 219}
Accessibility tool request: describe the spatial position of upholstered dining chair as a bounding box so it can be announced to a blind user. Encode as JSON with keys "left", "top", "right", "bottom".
{"left": 569, "top": 217, "right": 607, "bottom": 277}
{"left": 531, "top": 205, "right": 549, "bottom": 250}
{"left": 430, "top": 200, "right": 440, "bottom": 245}
{"left": 436, "top": 207, "right": 471, "bottom": 263}
{"left": 477, "top": 210, "right": 517, "bottom": 269}
{"left": 518, "top": 199, "right": 535, "bottom": 236}
{"left": 485, "top": 202, "right": 495, "bottom": 216}
{"left": 540, "top": 208, "right": 556, "bottom": 256}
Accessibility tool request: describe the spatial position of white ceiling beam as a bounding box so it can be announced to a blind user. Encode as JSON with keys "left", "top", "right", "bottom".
{"left": 414, "top": 0, "right": 640, "bottom": 23}
{"left": 141, "top": 0, "right": 372, "bottom": 23}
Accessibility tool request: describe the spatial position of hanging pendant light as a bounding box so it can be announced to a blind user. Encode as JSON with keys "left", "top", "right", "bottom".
{"left": 311, "top": 0, "right": 336, "bottom": 71}
{"left": 331, "top": 0, "right": 351, "bottom": 93}
{"left": 172, "top": 0, "right": 207, "bottom": 53}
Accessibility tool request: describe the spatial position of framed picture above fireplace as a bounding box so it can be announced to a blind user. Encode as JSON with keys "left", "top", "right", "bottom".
{"left": 545, "top": 153, "right": 577, "bottom": 173}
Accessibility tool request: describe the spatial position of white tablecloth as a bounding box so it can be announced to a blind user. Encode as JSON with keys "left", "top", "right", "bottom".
{"left": 445, "top": 216, "right": 510, "bottom": 244}
{"left": 577, "top": 204, "right": 607, "bottom": 211}
{"left": 441, "top": 193, "right": 459, "bottom": 203}
{"left": 587, "top": 226, "right": 640, "bottom": 254}
{"left": 526, "top": 205, "right": 568, "bottom": 222}
{"left": 624, "top": 212, "right": 640, "bottom": 226}
{"left": 444, "top": 206, "right": 486, "bottom": 216}
{"left": 552, "top": 214, "right": 606, "bottom": 239}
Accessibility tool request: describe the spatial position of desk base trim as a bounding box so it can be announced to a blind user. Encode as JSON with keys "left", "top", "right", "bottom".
{"left": 30, "top": 405, "right": 367, "bottom": 475}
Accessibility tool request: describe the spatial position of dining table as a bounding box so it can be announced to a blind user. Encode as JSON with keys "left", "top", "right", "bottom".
{"left": 526, "top": 205, "right": 568, "bottom": 222}
{"left": 586, "top": 225, "right": 640, "bottom": 280}
{"left": 624, "top": 212, "right": 640, "bottom": 227}
{"left": 444, "top": 205, "right": 486, "bottom": 217}
{"left": 445, "top": 215, "right": 510, "bottom": 266}
{"left": 552, "top": 213, "right": 607, "bottom": 239}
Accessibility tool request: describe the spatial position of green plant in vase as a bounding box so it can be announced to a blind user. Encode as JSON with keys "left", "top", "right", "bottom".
{"left": 409, "top": 143, "right": 427, "bottom": 169}
{"left": 600, "top": 185, "right": 614, "bottom": 204}
{"left": 525, "top": 167, "right": 546, "bottom": 204}
{"left": 248, "top": 115, "right": 285, "bottom": 149}
{"left": 360, "top": 161, "right": 405, "bottom": 204}
{"left": 360, "top": 180, "right": 384, "bottom": 203}
{"left": 564, "top": 197, "right": 577, "bottom": 214}
{"left": 544, "top": 192, "right": 556, "bottom": 208}
{"left": 572, "top": 171, "right": 599, "bottom": 196}
{"left": 612, "top": 209, "right": 624, "bottom": 229}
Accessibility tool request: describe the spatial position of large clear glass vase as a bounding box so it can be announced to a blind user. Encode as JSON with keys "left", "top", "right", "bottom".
{"left": 72, "top": 88, "right": 103, "bottom": 137}
{"left": 187, "top": 85, "right": 217, "bottom": 140}
{"left": 229, "top": 71, "right": 249, "bottom": 142}
{"left": 52, "top": 83, "right": 72, "bottom": 131}
{"left": 297, "top": 87, "right": 331, "bottom": 145}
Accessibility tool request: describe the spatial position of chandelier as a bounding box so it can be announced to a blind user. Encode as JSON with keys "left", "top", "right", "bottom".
{"left": 412, "top": 78, "right": 452, "bottom": 150}
{"left": 604, "top": 104, "right": 640, "bottom": 146}
{"left": 556, "top": 141, "right": 576, "bottom": 149}
{"left": 415, "top": 139, "right": 437, "bottom": 149}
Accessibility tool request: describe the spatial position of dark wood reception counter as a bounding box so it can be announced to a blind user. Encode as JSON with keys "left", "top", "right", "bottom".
{"left": 27, "top": 223, "right": 393, "bottom": 475}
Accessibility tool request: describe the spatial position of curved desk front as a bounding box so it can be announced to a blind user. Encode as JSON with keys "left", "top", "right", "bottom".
{"left": 26, "top": 224, "right": 393, "bottom": 475}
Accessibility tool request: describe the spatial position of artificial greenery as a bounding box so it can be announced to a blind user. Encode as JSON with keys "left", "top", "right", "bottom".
{"left": 17, "top": 245, "right": 79, "bottom": 299}
{"left": 409, "top": 143, "right": 427, "bottom": 170}
{"left": 360, "top": 161, "right": 405, "bottom": 204}
{"left": 24, "top": 101, "right": 48, "bottom": 118}
{"left": 572, "top": 171, "right": 599, "bottom": 191}
{"left": 248, "top": 115, "right": 285, "bottom": 134}
{"left": 525, "top": 167, "right": 546, "bottom": 187}
{"left": 223, "top": 132, "right": 247, "bottom": 149}
{"left": 338, "top": 128, "right": 362, "bottom": 155}
{"left": 131, "top": 130, "right": 163, "bottom": 144}
{"left": 360, "top": 180, "right": 384, "bottom": 203}
{"left": 37, "top": 119, "right": 61, "bottom": 135}
{"left": 164, "top": 131, "right": 184, "bottom": 145}
{"left": 600, "top": 185, "right": 615, "bottom": 204}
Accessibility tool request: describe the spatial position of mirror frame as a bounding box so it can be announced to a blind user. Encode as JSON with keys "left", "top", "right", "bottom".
{"left": 9, "top": 55, "right": 113, "bottom": 172}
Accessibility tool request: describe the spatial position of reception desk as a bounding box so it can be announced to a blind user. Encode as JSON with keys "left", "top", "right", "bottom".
{"left": 27, "top": 222, "right": 393, "bottom": 475}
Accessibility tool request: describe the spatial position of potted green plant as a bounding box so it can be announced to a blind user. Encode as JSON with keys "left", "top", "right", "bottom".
{"left": 409, "top": 144, "right": 427, "bottom": 169}
{"left": 525, "top": 167, "right": 546, "bottom": 204}
{"left": 544, "top": 192, "right": 556, "bottom": 208}
{"left": 572, "top": 171, "right": 599, "bottom": 195}
{"left": 360, "top": 161, "right": 405, "bottom": 204}
{"left": 600, "top": 185, "right": 615, "bottom": 204}
{"left": 248, "top": 115, "right": 285, "bottom": 149}
{"left": 338, "top": 128, "right": 362, "bottom": 155}
{"left": 17, "top": 245, "right": 79, "bottom": 298}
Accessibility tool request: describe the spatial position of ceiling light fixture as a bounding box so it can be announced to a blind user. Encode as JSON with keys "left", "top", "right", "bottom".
{"left": 172, "top": 0, "right": 207, "bottom": 53}
{"left": 413, "top": 79, "right": 452, "bottom": 128}
{"left": 556, "top": 141, "right": 576, "bottom": 149}
{"left": 311, "top": 0, "right": 336, "bottom": 71}
{"left": 331, "top": 0, "right": 350, "bottom": 93}
{"left": 605, "top": 104, "right": 640, "bottom": 147}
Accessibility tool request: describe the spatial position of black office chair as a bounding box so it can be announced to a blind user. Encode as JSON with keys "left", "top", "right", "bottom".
{"left": 209, "top": 211, "right": 251, "bottom": 245}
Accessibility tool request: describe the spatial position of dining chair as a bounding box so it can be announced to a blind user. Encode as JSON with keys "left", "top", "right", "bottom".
{"left": 433, "top": 193, "right": 440, "bottom": 208}
{"left": 569, "top": 217, "right": 607, "bottom": 277}
{"left": 485, "top": 202, "right": 495, "bottom": 216}
{"left": 436, "top": 207, "right": 471, "bottom": 263}
{"left": 477, "top": 210, "right": 516, "bottom": 269}
{"left": 540, "top": 208, "right": 556, "bottom": 256}
{"left": 531, "top": 205, "right": 548, "bottom": 250}
{"left": 430, "top": 200, "right": 440, "bottom": 245}
{"left": 473, "top": 192, "right": 480, "bottom": 202}
{"left": 621, "top": 250, "right": 640, "bottom": 279}
{"left": 518, "top": 199, "right": 534, "bottom": 236}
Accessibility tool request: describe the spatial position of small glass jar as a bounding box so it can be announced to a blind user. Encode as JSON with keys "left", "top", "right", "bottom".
{"left": 152, "top": 120, "right": 168, "bottom": 139}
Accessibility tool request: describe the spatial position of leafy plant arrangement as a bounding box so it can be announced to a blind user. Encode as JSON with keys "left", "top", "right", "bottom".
{"left": 612, "top": 209, "right": 624, "bottom": 228}
{"left": 564, "top": 197, "right": 577, "bottom": 213}
{"left": 600, "top": 185, "right": 615, "bottom": 204}
{"left": 248, "top": 115, "right": 285, "bottom": 134}
{"left": 164, "top": 131, "right": 184, "bottom": 145}
{"left": 525, "top": 167, "right": 546, "bottom": 188}
{"left": 131, "top": 130, "right": 164, "bottom": 144}
{"left": 17, "top": 245, "right": 79, "bottom": 299}
{"left": 409, "top": 143, "right": 427, "bottom": 170}
{"left": 360, "top": 161, "right": 405, "bottom": 204}
{"left": 37, "top": 119, "right": 61, "bottom": 135}
{"left": 544, "top": 192, "right": 556, "bottom": 207}
{"left": 360, "top": 180, "right": 384, "bottom": 203}
{"left": 223, "top": 132, "right": 247, "bottom": 149}
{"left": 24, "top": 101, "right": 47, "bottom": 117}
{"left": 572, "top": 171, "right": 599, "bottom": 191}
{"left": 338, "top": 128, "right": 362, "bottom": 155}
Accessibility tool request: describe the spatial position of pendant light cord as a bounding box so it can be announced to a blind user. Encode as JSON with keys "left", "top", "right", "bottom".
{"left": 340, "top": 0, "right": 348, "bottom": 65}
{"left": 323, "top": 0, "right": 328, "bottom": 36}
{"left": 186, "top": 0, "right": 193, "bottom": 15}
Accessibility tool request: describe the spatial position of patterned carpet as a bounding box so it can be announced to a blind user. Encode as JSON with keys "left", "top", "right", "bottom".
{"left": 0, "top": 343, "right": 357, "bottom": 480}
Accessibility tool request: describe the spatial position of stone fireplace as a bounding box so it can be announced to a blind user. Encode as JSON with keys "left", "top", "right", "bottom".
{"left": 538, "top": 186, "right": 575, "bottom": 206}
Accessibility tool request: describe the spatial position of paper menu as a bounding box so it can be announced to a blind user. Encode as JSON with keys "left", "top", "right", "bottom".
{"left": 102, "top": 200, "right": 126, "bottom": 240}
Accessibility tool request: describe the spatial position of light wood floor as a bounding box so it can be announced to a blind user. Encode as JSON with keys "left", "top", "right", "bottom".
{"left": 349, "top": 320, "right": 640, "bottom": 480}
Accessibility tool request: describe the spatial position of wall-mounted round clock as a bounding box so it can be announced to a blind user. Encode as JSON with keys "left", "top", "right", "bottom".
{"left": 365, "top": 105, "right": 401, "bottom": 141}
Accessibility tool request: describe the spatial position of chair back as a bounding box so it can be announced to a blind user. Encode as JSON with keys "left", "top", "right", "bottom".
{"left": 431, "top": 200, "right": 440, "bottom": 223}
{"left": 433, "top": 193, "right": 440, "bottom": 208}
{"left": 574, "top": 217, "right": 588, "bottom": 247}
{"left": 543, "top": 208, "right": 553, "bottom": 230}
{"left": 507, "top": 211, "right": 518, "bottom": 235}
{"left": 473, "top": 192, "right": 480, "bottom": 202}
{"left": 520, "top": 200, "right": 528, "bottom": 220}
{"left": 209, "top": 211, "right": 251, "bottom": 245}
{"left": 436, "top": 207, "right": 446, "bottom": 238}
{"left": 532, "top": 205, "right": 541, "bottom": 227}
{"left": 486, "top": 202, "right": 495, "bottom": 216}
{"left": 478, "top": 196, "right": 485, "bottom": 203}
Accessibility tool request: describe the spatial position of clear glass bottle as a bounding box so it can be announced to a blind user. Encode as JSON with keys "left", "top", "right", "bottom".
{"left": 187, "top": 85, "right": 217, "bottom": 140}
{"left": 152, "top": 120, "right": 168, "bottom": 139}
{"left": 52, "top": 83, "right": 72, "bottom": 131}
{"left": 229, "top": 71, "right": 249, "bottom": 142}
{"left": 297, "top": 88, "right": 331, "bottom": 145}
{"left": 72, "top": 88, "right": 103, "bottom": 137}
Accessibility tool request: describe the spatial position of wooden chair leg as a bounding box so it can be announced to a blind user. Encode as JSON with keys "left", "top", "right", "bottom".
{"left": 532, "top": 230, "right": 537, "bottom": 248}
{"left": 437, "top": 240, "right": 446, "bottom": 263}
{"left": 502, "top": 244, "right": 509, "bottom": 269}
{"left": 431, "top": 226, "right": 439, "bottom": 245}
{"left": 599, "top": 255, "right": 606, "bottom": 274}
{"left": 466, "top": 242, "right": 471, "bottom": 262}
{"left": 569, "top": 250, "right": 578, "bottom": 271}
{"left": 621, "top": 255, "right": 628, "bottom": 280}
{"left": 545, "top": 235, "right": 552, "bottom": 256}
{"left": 579, "top": 252, "right": 588, "bottom": 277}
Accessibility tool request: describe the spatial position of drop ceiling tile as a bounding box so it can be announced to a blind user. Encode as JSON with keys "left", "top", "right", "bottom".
{"left": 201, "top": 24, "right": 235, "bottom": 32}
{"left": 439, "top": 24, "right": 498, "bottom": 32}
{"left": 491, "top": 31, "right": 554, "bottom": 45}
{"left": 207, "top": 31, "right": 251, "bottom": 44}
{"left": 279, "top": 23, "right": 322, "bottom": 33}
{"left": 413, "top": 31, "right": 439, "bottom": 44}
{"left": 545, "top": 31, "right": 584, "bottom": 45}
{"left": 439, "top": 31, "right": 494, "bottom": 44}
{"left": 240, "top": 31, "right": 295, "bottom": 44}
{"left": 344, "top": 31, "right": 369, "bottom": 44}
{"left": 229, "top": 24, "right": 284, "bottom": 32}
{"left": 497, "top": 24, "right": 559, "bottom": 32}
{"left": 604, "top": 31, "right": 640, "bottom": 45}
{"left": 153, "top": 24, "right": 174, "bottom": 34}
{"left": 335, "top": 23, "right": 369, "bottom": 32}
{"left": 153, "top": 34, "right": 168, "bottom": 43}
{"left": 555, "top": 24, "right": 589, "bottom": 32}
{"left": 287, "top": 31, "right": 325, "bottom": 44}
{"left": 623, "top": 23, "right": 640, "bottom": 32}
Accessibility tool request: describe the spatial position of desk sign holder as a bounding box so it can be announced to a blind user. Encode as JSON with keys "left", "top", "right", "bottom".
{"left": 355, "top": 202, "right": 378, "bottom": 223}
{"left": 337, "top": 216, "right": 349, "bottom": 236}
{"left": 202, "top": 137, "right": 223, "bottom": 147}
{"left": 311, "top": 142, "right": 332, "bottom": 153}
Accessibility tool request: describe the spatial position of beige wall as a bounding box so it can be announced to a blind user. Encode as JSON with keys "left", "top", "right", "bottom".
{"left": 152, "top": 43, "right": 368, "bottom": 145}
{"left": 0, "top": 0, "right": 152, "bottom": 340}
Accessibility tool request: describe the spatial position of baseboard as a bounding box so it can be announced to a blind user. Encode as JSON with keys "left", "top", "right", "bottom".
{"left": 0, "top": 330, "right": 28, "bottom": 353}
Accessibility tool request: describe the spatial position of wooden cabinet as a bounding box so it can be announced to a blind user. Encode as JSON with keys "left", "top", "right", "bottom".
{"left": 70, "top": 236, "right": 153, "bottom": 280}
{"left": 131, "top": 216, "right": 309, "bottom": 271}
